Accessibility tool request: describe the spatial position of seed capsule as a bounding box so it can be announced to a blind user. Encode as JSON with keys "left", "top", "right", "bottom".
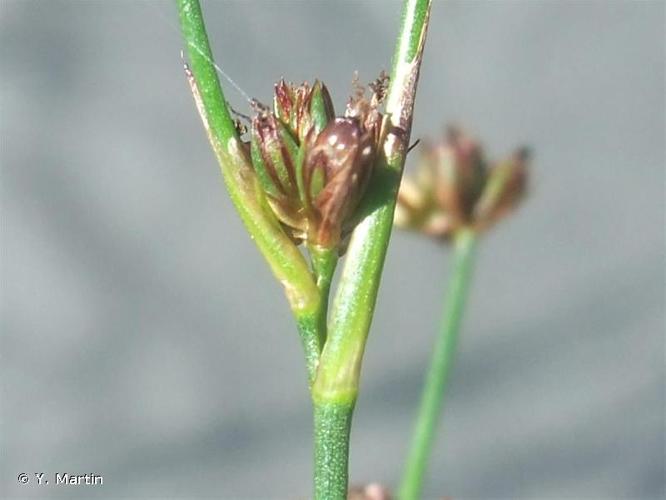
{"left": 302, "top": 117, "right": 376, "bottom": 248}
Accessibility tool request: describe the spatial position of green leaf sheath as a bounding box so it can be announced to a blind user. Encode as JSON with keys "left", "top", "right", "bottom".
{"left": 313, "top": 0, "right": 432, "bottom": 405}
{"left": 398, "top": 229, "right": 477, "bottom": 500}
{"left": 176, "top": 0, "right": 322, "bottom": 374}
{"left": 313, "top": 401, "right": 355, "bottom": 500}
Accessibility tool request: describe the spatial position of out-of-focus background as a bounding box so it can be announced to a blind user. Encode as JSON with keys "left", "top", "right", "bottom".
{"left": 2, "top": 1, "right": 664, "bottom": 498}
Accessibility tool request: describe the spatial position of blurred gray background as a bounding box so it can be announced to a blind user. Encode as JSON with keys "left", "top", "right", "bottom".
{"left": 2, "top": 1, "right": 664, "bottom": 498}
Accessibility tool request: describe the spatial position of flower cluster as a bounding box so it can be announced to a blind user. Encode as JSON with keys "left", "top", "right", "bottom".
{"left": 395, "top": 127, "right": 529, "bottom": 239}
{"left": 246, "top": 76, "right": 387, "bottom": 251}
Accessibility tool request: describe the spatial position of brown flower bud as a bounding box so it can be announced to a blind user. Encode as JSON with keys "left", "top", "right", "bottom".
{"left": 301, "top": 117, "right": 376, "bottom": 248}
{"left": 395, "top": 128, "right": 529, "bottom": 241}
{"left": 248, "top": 74, "right": 385, "bottom": 249}
{"left": 431, "top": 127, "right": 486, "bottom": 224}
{"left": 273, "top": 79, "right": 335, "bottom": 143}
{"left": 250, "top": 109, "right": 306, "bottom": 236}
{"left": 273, "top": 79, "right": 303, "bottom": 134}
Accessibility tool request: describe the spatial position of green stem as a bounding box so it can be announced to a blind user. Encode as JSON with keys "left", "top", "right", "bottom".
{"left": 313, "top": 401, "right": 355, "bottom": 500}
{"left": 176, "top": 0, "right": 322, "bottom": 372}
{"left": 311, "top": 1, "right": 432, "bottom": 498}
{"left": 297, "top": 312, "right": 325, "bottom": 385}
{"left": 309, "top": 246, "right": 338, "bottom": 344}
{"left": 398, "top": 229, "right": 477, "bottom": 500}
{"left": 298, "top": 247, "right": 337, "bottom": 385}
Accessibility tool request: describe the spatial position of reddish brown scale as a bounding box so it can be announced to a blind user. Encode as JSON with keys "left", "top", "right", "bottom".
{"left": 274, "top": 79, "right": 293, "bottom": 122}
{"left": 254, "top": 114, "right": 288, "bottom": 195}
{"left": 253, "top": 112, "right": 298, "bottom": 198}
{"left": 277, "top": 136, "right": 298, "bottom": 197}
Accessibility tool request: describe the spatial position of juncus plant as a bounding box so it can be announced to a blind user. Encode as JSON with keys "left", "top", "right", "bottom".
{"left": 176, "top": 0, "right": 432, "bottom": 498}
{"left": 395, "top": 127, "right": 530, "bottom": 499}
{"left": 177, "top": 1, "right": 529, "bottom": 497}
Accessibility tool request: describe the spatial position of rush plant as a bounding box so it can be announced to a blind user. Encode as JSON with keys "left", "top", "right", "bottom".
{"left": 176, "top": 0, "right": 432, "bottom": 498}
{"left": 395, "top": 127, "right": 529, "bottom": 499}
{"left": 177, "top": 2, "right": 531, "bottom": 498}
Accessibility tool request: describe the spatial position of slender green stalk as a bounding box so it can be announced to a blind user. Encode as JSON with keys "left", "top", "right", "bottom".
{"left": 398, "top": 229, "right": 477, "bottom": 500}
{"left": 312, "top": 1, "right": 432, "bottom": 498}
{"left": 297, "top": 312, "right": 325, "bottom": 384}
{"left": 313, "top": 401, "right": 355, "bottom": 500}
{"left": 296, "top": 247, "right": 337, "bottom": 385}
{"left": 176, "top": 0, "right": 323, "bottom": 378}
{"left": 309, "top": 246, "right": 338, "bottom": 345}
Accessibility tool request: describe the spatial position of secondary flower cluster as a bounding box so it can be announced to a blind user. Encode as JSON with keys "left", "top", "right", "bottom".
{"left": 246, "top": 76, "right": 386, "bottom": 251}
{"left": 395, "top": 127, "right": 529, "bottom": 239}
